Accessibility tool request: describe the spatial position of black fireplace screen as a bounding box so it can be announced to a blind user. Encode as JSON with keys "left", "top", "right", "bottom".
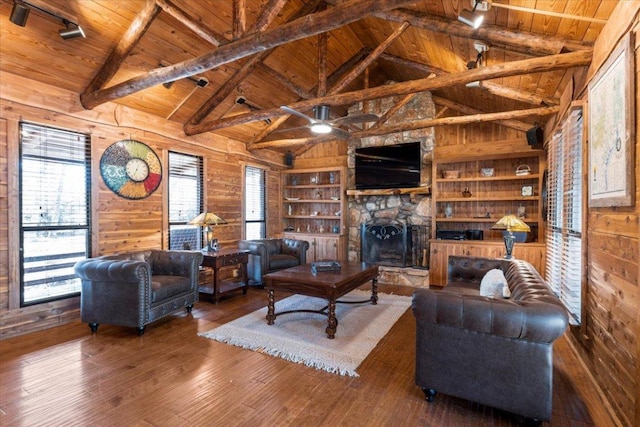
{"left": 360, "top": 222, "right": 429, "bottom": 268}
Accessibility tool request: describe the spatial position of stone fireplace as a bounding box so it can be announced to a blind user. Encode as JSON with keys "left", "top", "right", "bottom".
{"left": 360, "top": 221, "right": 430, "bottom": 268}
{"left": 346, "top": 90, "right": 435, "bottom": 288}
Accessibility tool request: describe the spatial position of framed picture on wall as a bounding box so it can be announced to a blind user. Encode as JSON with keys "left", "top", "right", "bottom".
{"left": 588, "top": 33, "right": 635, "bottom": 207}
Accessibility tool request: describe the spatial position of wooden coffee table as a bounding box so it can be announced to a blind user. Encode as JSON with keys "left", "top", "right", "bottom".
{"left": 263, "top": 262, "right": 379, "bottom": 339}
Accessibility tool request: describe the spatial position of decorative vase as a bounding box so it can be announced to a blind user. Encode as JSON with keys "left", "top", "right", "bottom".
{"left": 444, "top": 203, "right": 453, "bottom": 218}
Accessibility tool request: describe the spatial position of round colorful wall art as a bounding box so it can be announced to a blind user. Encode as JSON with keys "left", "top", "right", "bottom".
{"left": 100, "top": 140, "right": 162, "bottom": 199}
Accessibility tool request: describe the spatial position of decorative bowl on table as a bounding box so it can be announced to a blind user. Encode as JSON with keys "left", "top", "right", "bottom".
{"left": 442, "top": 170, "right": 460, "bottom": 179}
{"left": 284, "top": 197, "right": 300, "bottom": 201}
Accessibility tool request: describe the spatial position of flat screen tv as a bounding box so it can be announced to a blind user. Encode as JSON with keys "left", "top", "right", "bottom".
{"left": 355, "top": 141, "right": 421, "bottom": 190}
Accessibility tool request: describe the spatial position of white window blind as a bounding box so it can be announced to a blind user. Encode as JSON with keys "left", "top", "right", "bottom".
{"left": 168, "top": 152, "right": 203, "bottom": 250}
{"left": 20, "top": 122, "right": 91, "bottom": 305}
{"left": 545, "top": 108, "right": 583, "bottom": 324}
{"left": 244, "top": 166, "right": 266, "bottom": 239}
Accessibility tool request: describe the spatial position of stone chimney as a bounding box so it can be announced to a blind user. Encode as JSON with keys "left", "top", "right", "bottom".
{"left": 345, "top": 90, "right": 436, "bottom": 288}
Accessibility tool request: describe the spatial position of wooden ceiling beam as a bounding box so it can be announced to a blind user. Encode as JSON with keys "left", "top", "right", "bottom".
{"left": 247, "top": 48, "right": 370, "bottom": 146}
{"left": 184, "top": 0, "right": 302, "bottom": 127}
{"left": 329, "top": 21, "right": 410, "bottom": 94}
{"left": 257, "top": 64, "right": 315, "bottom": 100}
{"left": 374, "top": 8, "right": 592, "bottom": 56}
{"left": 431, "top": 95, "right": 532, "bottom": 132}
{"left": 376, "top": 52, "right": 559, "bottom": 106}
{"left": 255, "top": 21, "right": 409, "bottom": 145}
{"left": 317, "top": 26, "right": 328, "bottom": 96}
{"left": 377, "top": 51, "right": 445, "bottom": 76}
{"left": 353, "top": 105, "right": 560, "bottom": 137}
{"left": 317, "top": 1, "right": 329, "bottom": 97}
{"left": 82, "top": 0, "right": 161, "bottom": 96}
{"left": 233, "top": 0, "right": 247, "bottom": 40}
{"left": 478, "top": 81, "right": 559, "bottom": 106}
{"left": 186, "top": 49, "right": 591, "bottom": 135}
{"left": 253, "top": 0, "right": 292, "bottom": 32}
{"left": 156, "top": 0, "right": 227, "bottom": 47}
{"left": 251, "top": 105, "right": 559, "bottom": 149}
{"left": 80, "top": 0, "right": 416, "bottom": 110}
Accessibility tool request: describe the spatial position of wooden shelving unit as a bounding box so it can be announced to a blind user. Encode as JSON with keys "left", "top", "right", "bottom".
{"left": 432, "top": 151, "right": 546, "bottom": 242}
{"left": 429, "top": 150, "right": 547, "bottom": 283}
{"left": 281, "top": 167, "right": 347, "bottom": 261}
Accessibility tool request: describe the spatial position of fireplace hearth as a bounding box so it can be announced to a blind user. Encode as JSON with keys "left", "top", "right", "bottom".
{"left": 360, "top": 222, "right": 429, "bottom": 268}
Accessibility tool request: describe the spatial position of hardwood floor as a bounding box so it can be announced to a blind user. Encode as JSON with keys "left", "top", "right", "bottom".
{"left": 0, "top": 284, "right": 614, "bottom": 427}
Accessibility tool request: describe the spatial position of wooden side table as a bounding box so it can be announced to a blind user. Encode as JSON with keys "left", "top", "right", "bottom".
{"left": 200, "top": 248, "right": 249, "bottom": 303}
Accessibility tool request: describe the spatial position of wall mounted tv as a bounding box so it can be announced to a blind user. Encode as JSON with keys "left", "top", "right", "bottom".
{"left": 355, "top": 141, "right": 421, "bottom": 190}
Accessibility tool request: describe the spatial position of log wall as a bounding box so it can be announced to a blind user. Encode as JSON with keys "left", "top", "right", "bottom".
{"left": 0, "top": 72, "right": 283, "bottom": 339}
{"left": 578, "top": 4, "right": 640, "bottom": 427}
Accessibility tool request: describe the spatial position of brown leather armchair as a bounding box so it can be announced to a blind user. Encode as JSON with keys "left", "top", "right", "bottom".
{"left": 412, "top": 256, "right": 569, "bottom": 423}
{"left": 74, "top": 250, "right": 203, "bottom": 335}
{"left": 238, "top": 238, "right": 309, "bottom": 286}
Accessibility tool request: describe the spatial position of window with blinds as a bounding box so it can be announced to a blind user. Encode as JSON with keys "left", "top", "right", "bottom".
{"left": 20, "top": 122, "right": 91, "bottom": 306}
{"left": 244, "top": 165, "right": 266, "bottom": 239}
{"left": 545, "top": 108, "right": 583, "bottom": 324}
{"left": 168, "top": 152, "right": 203, "bottom": 250}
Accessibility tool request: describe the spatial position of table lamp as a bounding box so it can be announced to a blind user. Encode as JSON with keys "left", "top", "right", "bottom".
{"left": 188, "top": 212, "right": 227, "bottom": 251}
{"left": 491, "top": 214, "right": 531, "bottom": 259}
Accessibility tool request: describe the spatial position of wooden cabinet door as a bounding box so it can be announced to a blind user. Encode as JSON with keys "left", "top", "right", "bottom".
{"left": 428, "top": 242, "right": 448, "bottom": 287}
{"left": 314, "top": 236, "right": 339, "bottom": 261}
{"left": 284, "top": 233, "right": 345, "bottom": 262}
{"left": 429, "top": 239, "right": 546, "bottom": 287}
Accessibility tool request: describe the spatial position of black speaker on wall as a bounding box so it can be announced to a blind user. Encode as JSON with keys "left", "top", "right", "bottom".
{"left": 526, "top": 126, "right": 544, "bottom": 148}
{"left": 284, "top": 151, "right": 295, "bottom": 167}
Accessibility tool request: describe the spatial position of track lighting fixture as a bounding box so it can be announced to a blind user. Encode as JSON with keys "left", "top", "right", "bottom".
{"left": 458, "top": 0, "right": 484, "bottom": 28}
{"left": 59, "top": 19, "right": 85, "bottom": 39}
{"left": 9, "top": 1, "right": 30, "bottom": 26}
{"left": 8, "top": 0, "right": 85, "bottom": 40}
{"left": 466, "top": 41, "right": 489, "bottom": 87}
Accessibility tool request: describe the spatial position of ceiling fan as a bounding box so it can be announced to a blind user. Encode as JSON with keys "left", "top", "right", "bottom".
{"left": 279, "top": 105, "right": 379, "bottom": 139}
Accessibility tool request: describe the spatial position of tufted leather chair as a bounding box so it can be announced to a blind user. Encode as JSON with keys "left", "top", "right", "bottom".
{"left": 74, "top": 250, "right": 203, "bottom": 335}
{"left": 412, "top": 256, "right": 569, "bottom": 422}
{"left": 238, "top": 238, "right": 309, "bottom": 286}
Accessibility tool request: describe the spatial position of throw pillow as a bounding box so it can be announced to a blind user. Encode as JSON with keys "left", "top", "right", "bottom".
{"left": 480, "top": 268, "right": 510, "bottom": 299}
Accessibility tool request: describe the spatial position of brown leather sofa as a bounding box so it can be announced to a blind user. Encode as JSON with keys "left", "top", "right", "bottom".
{"left": 412, "top": 256, "right": 569, "bottom": 422}
{"left": 74, "top": 250, "right": 203, "bottom": 335}
{"left": 238, "top": 238, "right": 309, "bottom": 286}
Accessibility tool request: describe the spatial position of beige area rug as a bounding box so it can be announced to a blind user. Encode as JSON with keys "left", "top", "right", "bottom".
{"left": 198, "top": 290, "right": 412, "bottom": 377}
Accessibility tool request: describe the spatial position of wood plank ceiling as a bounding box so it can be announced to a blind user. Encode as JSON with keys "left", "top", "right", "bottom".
{"left": 0, "top": 0, "right": 616, "bottom": 151}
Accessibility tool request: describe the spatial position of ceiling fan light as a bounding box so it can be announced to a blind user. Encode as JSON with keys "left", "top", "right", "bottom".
{"left": 313, "top": 105, "right": 330, "bottom": 121}
{"left": 458, "top": 9, "right": 484, "bottom": 28}
{"left": 310, "top": 123, "right": 332, "bottom": 134}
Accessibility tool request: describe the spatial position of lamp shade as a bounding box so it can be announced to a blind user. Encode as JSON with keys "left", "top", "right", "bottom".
{"left": 188, "top": 212, "right": 227, "bottom": 226}
{"left": 491, "top": 214, "right": 530, "bottom": 232}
